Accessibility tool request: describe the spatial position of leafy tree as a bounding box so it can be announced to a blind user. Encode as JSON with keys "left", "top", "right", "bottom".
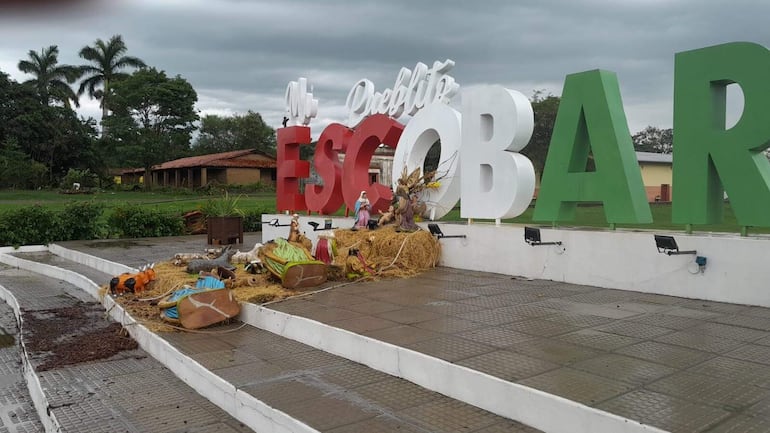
{"left": 102, "top": 68, "right": 198, "bottom": 185}
{"left": 77, "top": 34, "right": 145, "bottom": 120}
{"left": 17, "top": 45, "right": 80, "bottom": 108}
{"left": 191, "top": 111, "right": 276, "bottom": 156}
{"left": 524, "top": 91, "right": 560, "bottom": 179}
{"left": 0, "top": 70, "right": 99, "bottom": 185}
{"left": 632, "top": 126, "right": 673, "bottom": 154}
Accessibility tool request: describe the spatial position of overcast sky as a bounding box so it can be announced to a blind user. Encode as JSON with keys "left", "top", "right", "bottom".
{"left": 0, "top": 0, "right": 763, "bottom": 136}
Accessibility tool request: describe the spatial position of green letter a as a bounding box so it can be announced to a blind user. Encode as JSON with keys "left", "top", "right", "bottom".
{"left": 673, "top": 42, "right": 770, "bottom": 227}
{"left": 533, "top": 70, "right": 652, "bottom": 224}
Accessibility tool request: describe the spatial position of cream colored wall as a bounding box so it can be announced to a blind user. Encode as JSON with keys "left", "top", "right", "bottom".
{"left": 639, "top": 163, "right": 672, "bottom": 186}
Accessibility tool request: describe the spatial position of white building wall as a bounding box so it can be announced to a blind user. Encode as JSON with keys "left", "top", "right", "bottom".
{"left": 263, "top": 215, "right": 770, "bottom": 308}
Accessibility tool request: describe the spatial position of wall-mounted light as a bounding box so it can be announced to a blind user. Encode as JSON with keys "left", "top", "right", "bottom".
{"left": 428, "top": 223, "right": 466, "bottom": 239}
{"left": 524, "top": 227, "right": 562, "bottom": 247}
{"left": 264, "top": 218, "right": 290, "bottom": 227}
{"left": 654, "top": 235, "right": 696, "bottom": 256}
{"left": 308, "top": 220, "right": 336, "bottom": 231}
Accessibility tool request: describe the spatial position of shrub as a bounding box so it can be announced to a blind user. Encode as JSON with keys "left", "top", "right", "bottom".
{"left": 107, "top": 206, "right": 185, "bottom": 238}
{"left": 61, "top": 168, "right": 99, "bottom": 189}
{"left": 0, "top": 205, "right": 62, "bottom": 246}
{"left": 57, "top": 201, "right": 106, "bottom": 241}
{"left": 243, "top": 208, "right": 268, "bottom": 232}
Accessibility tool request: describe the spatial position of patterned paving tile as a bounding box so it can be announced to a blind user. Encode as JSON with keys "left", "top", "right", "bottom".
{"left": 354, "top": 378, "right": 440, "bottom": 411}
{"left": 542, "top": 312, "right": 614, "bottom": 328}
{"left": 340, "top": 300, "right": 403, "bottom": 315}
{"left": 375, "top": 307, "right": 444, "bottom": 324}
{"left": 327, "top": 415, "right": 426, "bottom": 433}
{"left": 594, "top": 321, "right": 674, "bottom": 339}
{"left": 726, "top": 344, "right": 770, "bottom": 365}
{"left": 472, "top": 421, "right": 542, "bottom": 432}
{"left": 457, "top": 349, "right": 559, "bottom": 381}
{"left": 687, "top": 322, "right": 768, "bottom": 342}
{"left": 459, "top": 293, "right": 543, "bottom": 309}
{"left": 556, "top": 329, "right": 642, "bottom": 351}
{"left": 597, "top": 389, "right": 730, "bottom": 433}
{"left": 623, "top": 313, "right": 704, "bottom": 330}
{"left": 299, "top": 306, "right": 366, "bottom": 323}
{"left": 317, "top": 363, "right": 393, "bottom": 389}
{"left": 283, "top": 394, "right": 379, "bottom": 431}
{"left": 647, "top": 371, "right": 770, "bottom": 411}
{"left": 412, "top": 317, "right": 486, "bottom": 334}
{"left": 704, "top": 415, "right": 770, "bottom": 433}
{"left": 713, "top": 314, "right": 770, "bottom": 331}
{"left": 519, "top": 368, "right": 632, "bottom": 406}
{"left": 678, "top": 299, "right": 751, "bottom": 315}
{"left": 406, "top": 335, "right": 496, "bottom": 362}
{"left": 458, "top": 308, "right": 532, "bottom": 326}
{"left": 616, "top": 340, "right": 714, "bottom": 369}
{"left": 571, "top": 353, "right": 676, "bottom": 386}
{"left": 688, "top": 356, "right": 770, "bottom": 389}
{"left": 511, "top": 338, "right": 600, "bottom": 365}
{"left": 504, "top": 318, "right": 581, "bottom": 337}
{"left": 363, "top": 324, "right": 442, "bottom": 346}
{"left": 420, "top": 300, "right": 486, "bottom": 316}
{"left": 562, "top": 290, "right": 635, "bottom": 305}
{"left": 660, "top": 306, "right": 724, "bottom": 320}
{"left": 399, "top": 398, "right": 503, "bottom": 433}
{"left": 654, "top": 330, "right": 745, "bottom": 354}
{"left": 328, "top": 315, "right": 400, "bottom": 333}
{"left": 240, "top": 377, "right": 326, "bottom": 410}
{"left": 457, "top": 326, "right": 535, "bottom": 348}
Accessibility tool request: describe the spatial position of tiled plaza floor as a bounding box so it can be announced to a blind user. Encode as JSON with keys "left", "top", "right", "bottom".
{"left": 49, "top": 233, "right": 770, "bottom": 432}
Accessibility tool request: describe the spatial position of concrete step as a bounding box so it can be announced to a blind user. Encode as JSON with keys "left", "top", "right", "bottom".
{"left": 0, "top": 300, "right": 45, "bottom": 433}
{"left": 1, "top": 250, "right": 540, "bottom": 433}
{"left": 0, "top": 264, "right": 255, "bottom": 433}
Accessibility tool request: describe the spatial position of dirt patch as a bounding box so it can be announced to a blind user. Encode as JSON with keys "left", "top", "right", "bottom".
{"left": 22, "top": 302, "right": 138, "bottom": 371}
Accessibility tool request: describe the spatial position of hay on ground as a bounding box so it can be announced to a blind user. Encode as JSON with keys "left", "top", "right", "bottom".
{"left": 103, "top": 225, "right": 441, "bottom": 331}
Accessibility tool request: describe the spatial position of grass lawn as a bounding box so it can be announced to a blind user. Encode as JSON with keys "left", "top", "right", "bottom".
{"left": 0, "top": 189, "right": 277, "bottom": 214}
{"left": 0, "top": 189, "right": 763, "bottom": 236}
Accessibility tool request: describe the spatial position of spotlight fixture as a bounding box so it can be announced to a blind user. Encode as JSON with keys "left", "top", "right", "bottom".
{"left": 428, "top": 223, "right": 466, "bottom": 239}
{"left": 654, "top": 235, "right": 696, "bottom": 256}
{"left": 524, "top": 227, "right": 562, "bottom": 247}
{"left": 308, "top": 220, "right": 337, "bottom": 231}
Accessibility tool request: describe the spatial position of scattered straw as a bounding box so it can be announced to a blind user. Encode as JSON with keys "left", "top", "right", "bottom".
{"left": 103, "top": 226, "right": 441, "bottom": 331}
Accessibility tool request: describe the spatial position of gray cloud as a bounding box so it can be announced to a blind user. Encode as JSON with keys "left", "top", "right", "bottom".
{"left": 0, "top": 0, "right": 766, "bottom": 135}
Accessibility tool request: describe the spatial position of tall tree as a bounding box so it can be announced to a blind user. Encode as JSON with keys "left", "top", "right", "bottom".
{"left": 524, "top": 91, "right": 560, "bottom": 179}
{"left": 0, "top": 70, "right": 99, "bottom": 186}
{"left": 77, "top": 34, "right": 145, "bottom": 120}
{"left": 632, "top": 126, "right": 673, "bottom": 154}
{"left": 191, "top": 111, "right": 276, "bottom": 156}
{"left": 102, "top": 68, "right": 198, "bottom": 185}
{"left": 17, "top": 45, "right": 80, "bottom": 108}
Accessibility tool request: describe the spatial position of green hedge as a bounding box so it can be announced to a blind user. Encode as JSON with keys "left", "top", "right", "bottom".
{"left": 0, "top": 202, "right": 106, "bottom": 247}
{"left": 107, "top": 206, "right": 185, "bottom": 239}
{"left": 0, "top": 202, "right": 267, "bottom": 246}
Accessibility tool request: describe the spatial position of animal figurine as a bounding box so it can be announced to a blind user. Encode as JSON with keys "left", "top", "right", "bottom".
{"left": 232, "top": 242, "right": 264, "bottom": 264}
{"left": 110, "top": 264, "right": 156, "bottom": 296}
{"left": 172, "top": 247, "right": 224, "bottom": 266}
{"left": 186, "top": 245, "right": 236, "bottom": 274}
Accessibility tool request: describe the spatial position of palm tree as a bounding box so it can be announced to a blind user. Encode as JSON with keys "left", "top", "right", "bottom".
{"left": 78, "top": 34, "right": 146, "bottom": 119}
{"left": 17, "top": 45, "right": 81, "bottom": 108}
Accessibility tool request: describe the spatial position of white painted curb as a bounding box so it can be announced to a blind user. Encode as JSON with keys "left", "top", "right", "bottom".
{"left": 47, "top": 244, "right": 668, "bottom": 433}
{"left": 241, "top": 304, "right": 667, "bottom": 433}
{"left": 0, "top": 283, "right": 63, "bottom": 433}
{"left": 0, "top": 250, "right": 319, "bottom": 433}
